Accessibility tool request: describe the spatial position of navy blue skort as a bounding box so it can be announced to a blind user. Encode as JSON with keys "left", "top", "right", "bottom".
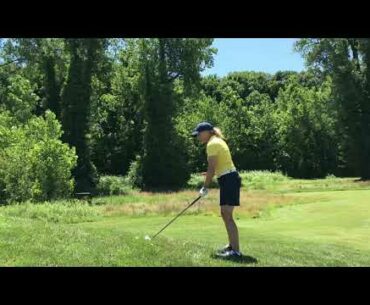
{"left": 217, "top": 172, "right": 241, "bottom": 206}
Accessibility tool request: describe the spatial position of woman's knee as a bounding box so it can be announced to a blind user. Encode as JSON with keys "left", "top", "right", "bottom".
{"left": 221, "top": 209, "right": 233, "bottom": 222}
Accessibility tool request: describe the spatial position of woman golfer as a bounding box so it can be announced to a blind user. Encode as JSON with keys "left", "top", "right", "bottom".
{"left": 192, "top": 122, "right": 242, "bottom": 258}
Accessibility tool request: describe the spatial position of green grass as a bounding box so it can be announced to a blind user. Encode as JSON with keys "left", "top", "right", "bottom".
{"left": 1, "top": 173, "right": 370, "bottom": 266}
{"left": 0, "top": 200, "right": 102, "bottom": 223}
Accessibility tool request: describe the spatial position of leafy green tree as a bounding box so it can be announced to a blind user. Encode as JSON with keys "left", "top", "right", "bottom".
{"left": 274, "top": 76, "right": 338, "bottom": 178}
{"left": 229, "top": 90, "right": 278, "bottom": 170}
{"left": 139, "top": 38, "right": 215, "bottom": 190}
{"left": 61, "top": 39, "right": 106, "bottom": 192}
{"left": 226, "top": 71, "right": 274, "bottom": 100}
{"left": 0, "top": 111, "right": 77, "bottom": 203}
{"left": 296, "top": 38, "right": 370, "bottom": 179}
{"left": 1, "top": 38, "right": 68, "bottom": 119}
{"left": 90, "top": 40, "right": 143, "bottom": 175}
{"left": 0, "top": 73, "right": 38, "bottom": 123}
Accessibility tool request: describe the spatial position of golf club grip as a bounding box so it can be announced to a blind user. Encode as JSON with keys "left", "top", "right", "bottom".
{"left": 151, "top": 196, "right": 202, "bottom": 239}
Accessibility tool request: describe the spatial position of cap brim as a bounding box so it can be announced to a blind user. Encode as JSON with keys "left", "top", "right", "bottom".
{"left": 191, "top": 131, "right": 199, "bottom": 137}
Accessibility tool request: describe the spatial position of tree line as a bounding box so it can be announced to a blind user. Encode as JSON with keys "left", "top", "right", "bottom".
{"left": 1, "top": 38, "right": 369, "bottom": 203}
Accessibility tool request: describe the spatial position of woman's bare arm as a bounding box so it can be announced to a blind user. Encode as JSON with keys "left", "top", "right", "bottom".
{"left": 204, "top": 156, "right": 217, "bottom": 187}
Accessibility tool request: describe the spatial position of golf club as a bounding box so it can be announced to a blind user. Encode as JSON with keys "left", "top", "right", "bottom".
{"left": 145, "top": 195, "right": 202, "bottom": 240}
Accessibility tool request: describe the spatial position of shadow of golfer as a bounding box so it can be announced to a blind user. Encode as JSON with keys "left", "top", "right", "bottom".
{"left": 210, "top": 253, "right": 258, "bottom": 265}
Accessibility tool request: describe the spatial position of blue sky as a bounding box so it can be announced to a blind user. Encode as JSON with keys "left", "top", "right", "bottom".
{"left": 202, "top": 38, "right": 306, "bottom": 76}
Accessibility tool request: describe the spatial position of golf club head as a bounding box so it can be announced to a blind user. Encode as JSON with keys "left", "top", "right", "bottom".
{"left": 144, "top": 235, "right": 151, "bottom": 241}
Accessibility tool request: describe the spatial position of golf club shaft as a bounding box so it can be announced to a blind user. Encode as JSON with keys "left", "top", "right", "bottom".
{"left": 151, "top": 196, "right": 202, "bottom": 240}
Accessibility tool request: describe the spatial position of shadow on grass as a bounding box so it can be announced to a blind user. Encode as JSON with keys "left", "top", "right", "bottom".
{"left": 354, "top": 178, "right": 370, "bottom": 182}
{"left": 210, "top": 253, "right": 258, "bottom": 265}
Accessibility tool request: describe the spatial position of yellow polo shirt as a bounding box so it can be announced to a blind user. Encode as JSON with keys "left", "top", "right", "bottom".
{"left": 206, "top": 135, "right": 236, "bottom": 177}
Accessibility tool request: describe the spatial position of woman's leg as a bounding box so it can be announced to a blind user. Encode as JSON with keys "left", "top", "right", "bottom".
{"left": 221, "top": 205, "right": 240, "bottom": 252}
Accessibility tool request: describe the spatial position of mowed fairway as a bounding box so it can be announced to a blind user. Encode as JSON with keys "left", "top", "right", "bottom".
{"left": 1, "top": 178, "right": 370, "bottom": 266}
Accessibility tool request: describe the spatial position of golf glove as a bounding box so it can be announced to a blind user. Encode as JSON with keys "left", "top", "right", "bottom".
{"left": 199, "top": 186, "right": 208, "bottom": 197}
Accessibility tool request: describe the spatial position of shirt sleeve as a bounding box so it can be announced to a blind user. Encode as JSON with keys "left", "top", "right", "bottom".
{"left": 207, "top": 141, "right": 220, "bottom": 157}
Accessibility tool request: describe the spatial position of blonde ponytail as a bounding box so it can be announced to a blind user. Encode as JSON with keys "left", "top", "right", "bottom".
{"left": 212, "top": 127, "right": 225, "bottom": 139}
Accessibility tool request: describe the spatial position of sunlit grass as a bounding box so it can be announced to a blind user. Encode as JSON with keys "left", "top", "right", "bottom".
{"left": 1, "top": 174, "right": 370, "bottom": 266}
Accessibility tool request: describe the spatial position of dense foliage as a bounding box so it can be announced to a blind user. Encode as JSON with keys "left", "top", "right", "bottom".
{"left": 1, "top": 38, "right": 369, "bottom": 203}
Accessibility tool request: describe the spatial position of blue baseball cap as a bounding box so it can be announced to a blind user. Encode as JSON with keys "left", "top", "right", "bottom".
{"left": 191, "top": 122, "right": 214, "bottom": 137}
